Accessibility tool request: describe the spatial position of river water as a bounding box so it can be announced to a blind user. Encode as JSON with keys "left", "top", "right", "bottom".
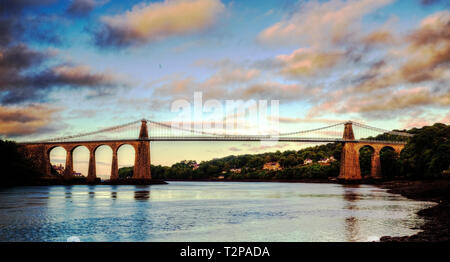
{"left": 0, "top": 182, "right": 434, "bottom": 242}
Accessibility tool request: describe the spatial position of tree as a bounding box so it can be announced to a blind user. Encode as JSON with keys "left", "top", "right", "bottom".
{"left": 380, "top": 148, "right": 400, "bottom": 178}
{"left": 399, "top": 123, "right": 450, "bottom": 178}
{"left": 359, "top": 147, "right": 374, "bottom": 177}
{"left": 118, "top": 166, "right": 133, "bottom": 179}
{"left": 0, "top": 140, "right": 42, "bottom": 187}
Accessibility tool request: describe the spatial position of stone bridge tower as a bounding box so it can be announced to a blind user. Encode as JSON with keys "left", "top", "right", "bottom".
{"left": 339, "top": 122, "right": 362, "bottom": 180}
{"left": 338, "top": 121, "right": 405, "bottom": 180}
{"left": 133, "top": 119, "right": 151, "bottom": 179}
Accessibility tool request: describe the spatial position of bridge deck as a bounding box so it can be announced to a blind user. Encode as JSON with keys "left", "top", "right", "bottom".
{"left": 18, "top": 137, "right": 407, "bottom": 145}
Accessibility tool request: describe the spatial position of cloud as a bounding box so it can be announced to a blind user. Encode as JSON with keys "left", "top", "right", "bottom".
{"left": 355, "top": 11, "right": 450, "bottom": 91}
{"left": 203, "top": 68, "right": 260, "bottom": 87}
{"left": 420, "top": 0, "right": 444, "bottom": 6}
{"left": 0, "top": 1, "right": 59, "bottom": 46}
{"left": 308, "top": 86, "right": 450, "bottom": 118}
{"left": 0, "top": 46, "right": 127, "bottom": 104}
{"left": 38, "top": 65, "right": 119, "bottom": 87}
{"left": 146, "top": 58, "right": 328, "bottom": 114}
{"left": 361, "top": 30, "right": 394, "bottom": 46}
{"left": 254, "top": 0, "right": 399, "bottom": 83}
{"left": 0, "top": 104, "right": 61, "bottom": 137}
{"left": 0, "top": 0, "right": 128, "bottom": 104}
{"left": 95, "top": 0, "right": 225, "bottom": 47}
{"left": 258, "top": 0, "right": 394, "bottom": 47}
{"left": 152, "top": 65, "right": 312, "bottom": 101}
{"left": 238, "top": 81, "right": 316, "bottom": 101}
{"left": 66, "top": 0, "right": 108, "bottom": 16}
{"left": 0, "top": 44, "right": 47, "bottom": 73}
{"left": 0, "top": 0, "right": 55, "bottom": 14}
{"left": 276, "top": 48, "right": 344, "bottom": 76}
{"left": 400, "top": 111, "right": 450, "bottom": 129}
{"left": 270, "top": 116, "right": 344, "bottom": 125}
{"left": 228, "top": 146, "right": 241, "bottom": 152}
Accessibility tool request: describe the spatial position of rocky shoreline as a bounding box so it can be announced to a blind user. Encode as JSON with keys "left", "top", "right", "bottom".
{"left": 376, "top": 179, "right": 450, "bottom": 242}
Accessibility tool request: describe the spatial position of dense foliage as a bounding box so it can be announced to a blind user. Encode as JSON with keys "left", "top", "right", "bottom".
{"left": 0, "top": 140, "right": 42, "bottom": 187}
{"left": 118, "top": 166, "right": 133, "bottom": 179}
{"left": 398, "top": 123, "right": 450, "bottom": 178}
{"left": 120, "top": 143, "right": 343, "bottom": 180}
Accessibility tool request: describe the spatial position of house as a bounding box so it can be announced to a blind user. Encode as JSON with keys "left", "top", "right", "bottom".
{"left": 303, "top": 159, "right": 313, "bottom": 165}
{"left": 52, "top": 164, "right": 65, "bottom": 175}
{"left": 230, "top": 168, "right": 241, "bottom": 173}
{"left": 263, "top": 162, "right": 282, "bottom": 171}
{"left": 192, "top": 163, "right": 199, "bottom": 170}
{"left": 318, "top": 156, "right": 337, "bottom": 165}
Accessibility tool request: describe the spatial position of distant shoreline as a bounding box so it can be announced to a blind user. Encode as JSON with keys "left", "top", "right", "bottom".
{"left": 6, "top": 177, "right": 418, "bottom": 186}
{"left": 163, "top": 178, "right": 337, "bottom": 183}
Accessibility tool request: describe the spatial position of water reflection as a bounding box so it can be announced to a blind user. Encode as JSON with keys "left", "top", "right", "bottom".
{"left": 64, "top": 185, "right": 73, "bottom": 199}
{"left": 134, "top": 186, "right": 150, "bottom": 201}
{"left": 111, "top": 185, "right": 118, "bottom": 200}
{"left": 0, "top": 182, "right": 434, "bottom": 242}
{"left": 88, "top": 185, "right": 96, "bottom": 199}
{"left": 343, "top": 185, "right": 361, "bottom": 241}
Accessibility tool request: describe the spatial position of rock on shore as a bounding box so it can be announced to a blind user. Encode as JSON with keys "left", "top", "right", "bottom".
{"left": 378, "top": 180, "right": 450, "bottom": 242}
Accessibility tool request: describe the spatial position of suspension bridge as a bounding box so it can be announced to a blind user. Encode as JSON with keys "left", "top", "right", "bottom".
{"left": 18, "top": 119, "right": 413, "bottom": 181}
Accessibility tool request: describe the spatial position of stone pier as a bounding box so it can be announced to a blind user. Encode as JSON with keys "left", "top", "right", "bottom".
{"left": 338, "top": 122, "right": 404, "bottom": 180}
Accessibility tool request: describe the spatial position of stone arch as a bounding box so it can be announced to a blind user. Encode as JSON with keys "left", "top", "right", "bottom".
{"left": 116, "top": 142, "right": 137, "bottom": 152}
{"left": 380, "top": 145, "right": 395, "bottom": 153}
{"left": 94, "top": 144, "right": 114, "bottom": 181}
{"left": 47, "top": 145, "right": 62, "bottom": 157}
{"left": 48, "top": 146, "right": 67, "bottom": 176}
{"left": 69, "top": 145, "right": 84, "bottom": 154}
{"left": 358, "top": 145, "right": 375, "bottom": 178}
{"left": 71, "top": 145, "right": 90, "bottom": 177}
{"left": 116, "top": 143, "right": 136, "bottom": 179}
{"left": 93, "top": 143, "right": 113, "bottom": 154}
{"left": 379, "top": 146, "right": 400, "bottom": 178}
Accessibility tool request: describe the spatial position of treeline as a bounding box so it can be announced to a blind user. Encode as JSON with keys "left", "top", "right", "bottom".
{"left": 120, "top": 143, "right": 343, "bottom": 180}
{"left": 0, "top": 140, "right": 42, "bottom": 187}
{"left": 119, "top": 123, "right": 450, "bottom": 181}
{"left": 394, "top": 123, "right": 450, "bottom": 178}
{"left": 120, "top": 163, "right": 340, "bottom": 180}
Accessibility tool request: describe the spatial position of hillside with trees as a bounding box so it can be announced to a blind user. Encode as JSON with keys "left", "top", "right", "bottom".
{"left": 121, "top": 142, "right": 342, "bottom": 180}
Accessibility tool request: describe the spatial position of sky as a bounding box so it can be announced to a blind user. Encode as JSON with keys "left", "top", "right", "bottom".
{"left": 0, "top": 0, "right": 449, "bottom": 179}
